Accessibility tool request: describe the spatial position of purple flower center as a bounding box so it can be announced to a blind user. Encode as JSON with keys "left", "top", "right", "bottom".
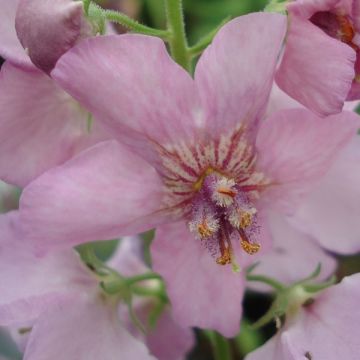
{"left": 189, "top": 173, "right": 261, "bottom": 266}
{"left": 158, "top": 125, "right": 271, "bottom": 266}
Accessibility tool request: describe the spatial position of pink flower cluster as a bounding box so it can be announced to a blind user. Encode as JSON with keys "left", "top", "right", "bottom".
{"left": 0, "top": 0, "right": 360, "bottom": 358}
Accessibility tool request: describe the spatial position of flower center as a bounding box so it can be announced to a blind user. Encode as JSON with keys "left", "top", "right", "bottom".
{"left": 310, "top": 11, "right": 359, "bottom": 50}
{"left": 157, "top": 125, "right": 271, "bottom": 266}
{"left": 188, "top": 173, "right": 261, "bottom": 267}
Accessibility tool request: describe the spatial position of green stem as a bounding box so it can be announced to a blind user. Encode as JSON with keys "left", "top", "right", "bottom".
{"left": 83, "top": 0, "right": 91, "bottom": 14}
{"left": 164, "top": 0, "right": 190, "bottom": 71}
{"left": 235, "top": 319, "right": 264, "bottom": 356}
{"left": 246, "top": 274, "right": 285, "bottom": 291}
{"left": 206, "top": 331, "right": 232, "bottom": 360}
{"left": 126, "top": 272, "right": 162, "bottom": 286}
{"left": 104, "top": 9, "right": 170, "bottom": 39}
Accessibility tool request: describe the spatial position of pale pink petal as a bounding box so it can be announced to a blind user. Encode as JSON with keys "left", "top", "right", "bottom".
{"left": 265, "top": 84, "right": 303, "bottom": 118}
{"left": 151, "top": 222, "right": 244, "bottom": 337}
{"left": 256, "top": 108, "right": 360, "bottom": 213}
{"left": 289, "top": 135, "right": 360, "bottom": 254}
{"left": 147, "top": 309, "right": 194, "bottom": 360}
{"left": 353, "top": 0, "right": 360, "bottom": 31}
{"left": 0, "top": 212, "right": 95, "bottom": 326}
{"left": 249, "top": 212, "right": 336, "bottom": 293}
{"left": 19, "top": 140, "right": 169, "bottom": 253}
{"left": 24, "top": 300, "right": 156, "bottom": 360}
{"left": 248, "top": 274, "right": 360, "bottom": 360}
{"left": 287, "top": 0, "right": 340, "bottom": 18}
{"left": 276, "top": 17, "right": 355, "bottom": 116}
{"left": 0, "top": 62, "right": 108, "bottom": 187}
{"left": 52, "top": 34, "right": 201, "bottom": 168}
{"left": 15, "top": 0, "right": 89, "bottom": 73}
{"left": 195, "top": 13, "right": 287, "bottom": 136}
{"left": 108, "top": 236, "right": 148, "bottom": 276}
{"left": 0, "top": 0, "right": 31, "bottom": 68}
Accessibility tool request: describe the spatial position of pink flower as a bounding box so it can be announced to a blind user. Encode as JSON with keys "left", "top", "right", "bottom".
{"left": 0, "top": 212, "right": 157, "bottom": 360}
{"left": 246, "top": 273, "right": 360, "bottom": 360}
{"left": 110, "top": 237, "right": 195, "bottom": 360}
{"left": 252, "top": 85, "right": 360, "bottom": 290}
{"left": 0, "top": 1, "right": 109, "bottom": 187}
{"left": 18, "top": 13, "right": 359, "bottom": 335}
{"left": 15, "top": 0, "right": 92, "bottom": 74}
{"left": 276, "top": 0, "right": 359, "bottom": 115}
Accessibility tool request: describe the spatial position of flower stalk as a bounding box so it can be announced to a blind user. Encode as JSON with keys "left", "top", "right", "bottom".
{"left": 205, "top": 330, "right": 233, "bottom": 360}
{"left": 164, "top": 0, "right": 191, "bottom": 71}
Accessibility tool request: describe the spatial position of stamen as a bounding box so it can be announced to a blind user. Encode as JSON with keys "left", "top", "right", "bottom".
{"left": 239, "top": 229, "right": 261, "bottom": 255}
{"left": 216, "top": 234, "right": 232, "bottom": 265}
{"left": 240, "top": 240, "right": 260, "bottom": 255}
{"left": 211, "top": 177, "right": 237, "bottom": 207}
{"left": 189, "top": 206, "right": 220, "bottom": 240}
{"left": 228, "top": 207, "right": 257, "bottom": 229}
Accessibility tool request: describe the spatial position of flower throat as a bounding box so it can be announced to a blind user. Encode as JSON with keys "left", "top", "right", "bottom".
{"left": 188, "top": 171, "right": 261, "bottom": 268}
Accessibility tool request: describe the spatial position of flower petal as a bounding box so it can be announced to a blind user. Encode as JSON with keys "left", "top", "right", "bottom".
{"left": 146, "top": 309, "right": 194, "bottom": 360}
{"left": 287, "top": 0, "right": 340, "bottom": 19}
{"left": 265, "top": 84, "right": 304, "bottom": 118}
{"left": 249, "top": 212, "right": 336, "bottom": 292}
{"left": 0, "top": 62, "right": 108, "bottom": 187}
{"left": 15, "top": 0, "right": 88, "bottom": 73}
{"left": 151, "top": 222, "right": 244, "bottom": 337}
{"left": 276, "top": 17, "right": 355, "bottom": 116}
{"left": 24, "top": 299, "right": 156, "bottom": 360}
{"left": 0, "top": 0, "right": 31, "bottom": 68}
{"left": 0, "top": 211, "right": 94, "bottom": 326}
{"left": 256, "top": 108, "right": 360, "bottom": 213}
{"left": 289, "top": 135, "right": 360, "bottom": 254}
{"left": 19, "top": 140, "right": 169, "bottom": 253}
{"left": 52, "top": 34, "right": 201, "bottom": 168}
{"left": 247, "top": 274, "right": 360, "bottom": 360}
{"left": 195, "top": 12, "right": 287, "bottom": 136}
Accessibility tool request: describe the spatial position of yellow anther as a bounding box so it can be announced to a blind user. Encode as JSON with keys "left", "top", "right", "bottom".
{"left": 216, "top": 247, "right": 232, "bottom": 265}
{"left": 241, "top": 240, "right": 260, "bottom": 255}
{"left": 239, "top": 211, "right": 253, "bottom": 229}
{"left": 197, "top": 222, "right": 214, "bottom": 239}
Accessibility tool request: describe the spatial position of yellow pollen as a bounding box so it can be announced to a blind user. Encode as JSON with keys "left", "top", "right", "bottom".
{"left": 216, "top": 247, "right": 232, "bottom": 265}
{"left": 241, "top": 240, "right": 261, "bottom": 255}
{"left": 239, "top": 211, "right": 253, "bottom": 229}
{"left": 197, "top": 222, "right": 214, "bottom": 239}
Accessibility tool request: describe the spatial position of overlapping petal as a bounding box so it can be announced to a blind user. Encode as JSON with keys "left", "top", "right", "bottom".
{"left": 195, "top": 12, "right": 287, "bottom": 136}
{"left": 246, "top": 274, "right": 360, "bottom": 360}
{"left": 19, "top": 140, "right": 169, "bottom": 253}
{"left": 249, "top": 212, "right": 336, "bottom": 292}
{"left": 289, "top": 135, "right": 360, "bottom": 254}
{"left": 52, "top": 34, "right": 201, "bottom": 168}
{"left": 0, "top": 0, "right": 31, "bottom": 68}
{"left": 146, "top": 309, "right": 194, "bottom": 360}
{"left": 0, "top": 62, "right": 108, "bottom": 187}
{"left": 276, "top": 16, "right": 355, "bottom": 116}
{"left": 15, "top": 0, "right": 88, "bottom": 73}
{"left": 23, "top": 300, "right": 156, "bottom": 360}
{"left": 151, "top": 222, "right": 244, "bottom": 337}
{"left": 0, "top": 212, "right": 94, "bottom": 326}
{"left": 256, "top": 108, "right": 360, "bottom": 212}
